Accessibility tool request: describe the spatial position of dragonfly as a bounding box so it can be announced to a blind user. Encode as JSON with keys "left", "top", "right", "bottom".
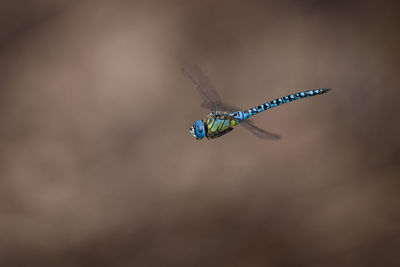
{"left": 182, "top": 62, "right": 331, "bottom": 140}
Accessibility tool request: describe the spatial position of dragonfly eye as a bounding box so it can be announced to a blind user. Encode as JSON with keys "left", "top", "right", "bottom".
{"left": 193, "top": 120, "right": 206, "bottom": 139}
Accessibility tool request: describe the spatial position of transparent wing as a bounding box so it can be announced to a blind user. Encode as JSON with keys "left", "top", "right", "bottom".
{"left": 240, "top": 120, "right": 281, "bottom": 140}
{"left": 200, "top": 100, "right": 240, "bottom": 113}
{"left": 181, "top": 62, "right": 223, "bottom": 111}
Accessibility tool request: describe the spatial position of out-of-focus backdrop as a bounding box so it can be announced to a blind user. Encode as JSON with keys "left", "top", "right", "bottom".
{"left": 1, "top": 0, "right": 399, "bottom": 266}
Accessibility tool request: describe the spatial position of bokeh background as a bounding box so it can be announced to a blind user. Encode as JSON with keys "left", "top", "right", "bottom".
{"left": 1, "top": 0, "right": 399, "bottom": 266}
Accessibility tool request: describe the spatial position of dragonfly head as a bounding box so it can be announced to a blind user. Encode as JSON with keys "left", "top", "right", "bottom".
{"left": 190, "top": 120, "right": 206, "bottom": 140}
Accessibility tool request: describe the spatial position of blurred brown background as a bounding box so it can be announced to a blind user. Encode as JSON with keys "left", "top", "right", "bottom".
{"left": 1, "top": 0, "right": 399, "bottom": 266}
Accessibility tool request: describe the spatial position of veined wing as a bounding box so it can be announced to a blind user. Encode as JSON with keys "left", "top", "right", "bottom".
{"left": 223, "top": 112, "right": 281, "bottom": 140}
{"left": 200, "top": 100, "right": 240, "bottom": 113}
{"left": 181, "top": 62, "right": 223, "bottom": 111}
{"left": 240, "top": 120, "right": 281, "bottom": 140}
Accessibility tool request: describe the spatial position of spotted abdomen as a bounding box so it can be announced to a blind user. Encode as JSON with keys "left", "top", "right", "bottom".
{"left": 230, "top": 88, "right": 331, "bottom": 120}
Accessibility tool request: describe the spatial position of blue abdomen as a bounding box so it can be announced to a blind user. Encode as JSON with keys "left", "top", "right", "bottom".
{"left": 230, "top": 88, "right": 331, "bottom": 120}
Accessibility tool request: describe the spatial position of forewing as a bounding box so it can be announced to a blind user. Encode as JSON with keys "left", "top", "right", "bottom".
{"left": 240, "top": 120, "right": 281, "bottom": 140}
{"left": 200, "top": 100, "right": 241, "bottom": 113}
{"left": 181, "top": 62, "right": 223, "bottom": 111}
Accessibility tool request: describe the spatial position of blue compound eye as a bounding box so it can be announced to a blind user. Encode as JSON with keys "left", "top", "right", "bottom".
{"left": 193, "top": 120, "right": 206, "bottom": 139}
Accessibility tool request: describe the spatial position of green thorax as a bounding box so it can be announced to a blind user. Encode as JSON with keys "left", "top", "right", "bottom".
{"left": 204, "top": 112, "right": 239, "bottom": 139}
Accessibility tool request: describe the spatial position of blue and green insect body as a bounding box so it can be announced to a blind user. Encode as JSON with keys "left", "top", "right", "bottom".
{"left": 183, "top": 62, "right": 331, "bottom": 141}
{"left": 189, "top": 89, "right": 331, "bottom": 140}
